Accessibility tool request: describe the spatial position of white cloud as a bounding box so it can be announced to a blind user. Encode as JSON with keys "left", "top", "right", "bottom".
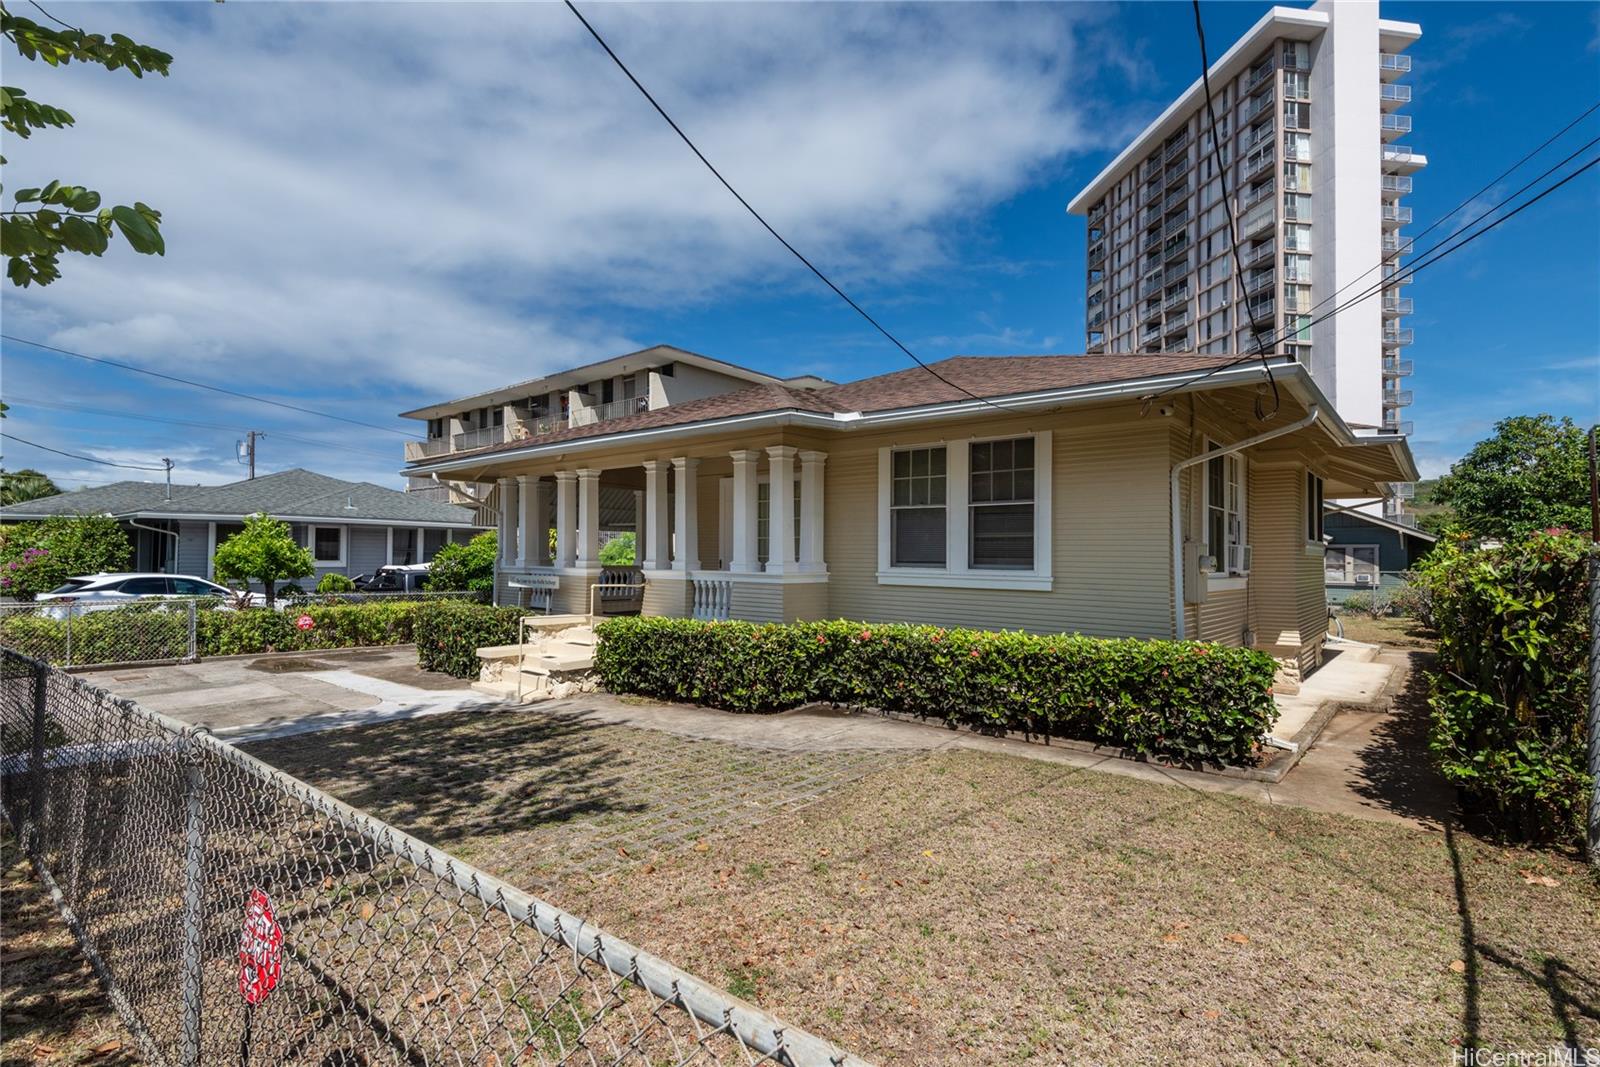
{"left": 1, "top": 2, "right": 1113, "bottom": 398}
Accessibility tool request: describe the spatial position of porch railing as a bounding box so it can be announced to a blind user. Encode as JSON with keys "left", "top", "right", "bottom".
{"left": 691, "top": 578, "right": 732, "bottom": 621}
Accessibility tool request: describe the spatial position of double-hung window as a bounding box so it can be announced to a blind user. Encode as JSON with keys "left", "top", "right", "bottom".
{"left": 1204, "top": 445, "right": 1248, "bottom": 575}
{"left": 969, "top": 437, "right": 1034, "bottom": 569}
{"left": 311, "top": 525, "right": 344, "bottom": 565}
{"left": 889, "top": 446, "right": 947, "bottom": 567}
{"left": 1325, "top": 545, "right": 1379, "bottom": 586}
{"left": 756, "top": 480, "right": 802, "bottom": 565}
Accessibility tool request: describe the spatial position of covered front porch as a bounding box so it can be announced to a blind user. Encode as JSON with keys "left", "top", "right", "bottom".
{"left": 489, "top": 444, "right": 830, "bottom": 623}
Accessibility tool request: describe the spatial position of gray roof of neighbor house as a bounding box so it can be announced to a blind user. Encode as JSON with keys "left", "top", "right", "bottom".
{"left": 0, "top": 468, "right": 482, "bottom": 527}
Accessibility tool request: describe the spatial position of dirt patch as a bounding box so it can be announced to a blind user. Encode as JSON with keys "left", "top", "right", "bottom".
{"left": 346, "top": 662, "right": 473, "bottom": 691}
{"left": 1338, "top": 614, "right": 1439, "bottom": 651}
{"left": 242, "top": 656, "right": 331, "bottom": 673}
{"left": 1, "top": 836, "right": 142, "bottom": 1066}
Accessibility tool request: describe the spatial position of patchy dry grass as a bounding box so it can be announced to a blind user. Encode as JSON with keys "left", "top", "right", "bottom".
{"left": 1, "top": 837, "right": 140, "bottom": 1066}
{"left": 243, "top": 708, "right": 1600, "bottom": 1066}
{"left": 1337, "top": 614, "right": 1439, "bottom": 651}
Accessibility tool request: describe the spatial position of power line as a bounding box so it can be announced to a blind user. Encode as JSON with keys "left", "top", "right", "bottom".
{"left": 0, "top": 431, "right": 168, "bottom": 472}
{"left": 0, "top": 396, "right": 401, "bottom": 464}
{"left": 0, "top": 335, "right": 424, "bottom": 439}
{"left": 1142, "top": 152, "right": 1600, "bottom": 404}
{"left": 1294, "top": 99, "right": 1600, "bottom": 329}
{"left": 562, "top": 0, "right": 1009, "bottom": 412}
{"left": 1189, "top": 0, "right": 1278, "bottom": 420}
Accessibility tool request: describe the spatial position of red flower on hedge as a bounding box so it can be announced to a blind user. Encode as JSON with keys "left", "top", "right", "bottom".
{"left": 859, "top": 629, "right": 871, "bottom": 641}
{"left": 969, "top": 649, "right": 980, "bottom": 658}
{"left": 816, "top": 634, "right": 827, "bottom": 644}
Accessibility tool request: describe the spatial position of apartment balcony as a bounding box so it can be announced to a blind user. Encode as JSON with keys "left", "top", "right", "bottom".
{"left": 452, "top": 423, "right": 507, "bottom": 452}
{"left": 1381, "top": 417, "right": 1415, "bottom": 436}
{"left": 575, "top": 394, "right": 652, "bottom": 427}
{"left": 1381, "top": 175, "right": 1413, "bottom": 195}
{"left": 1141, "top": 157, "right": 1163, "bottom": 181}
{"left": 1245, "top": 269, "right": 1275, "bottom": 295}
{"left": 1142, "top": 230, "right": 1163, "bottom": 254}
{"left": 1164, "top": 239, "right": 1189, "bottom": 264}
{"left": 1163, "top": 213, "right": 1190, "bottom": 239}
{"left": 1283, "top": 198, "right": 1311, "bottom": 223}
{"left": 1086, "top": 340, "right": 1106, "bottom": 355}
{"left": 1087, "top": 202, "right": 1107, "bottom": 225}
{"left": 1143, "top": 204, "right": 1162, "bottom": 226}
{"left": 1140, "top": 275, "right": 1163, "bottom": 299}
{"left": 1163, "top": 135, "right": 1189, "bottom": 163}
{"left": 1383, "top": 327, "right": 1415, "bottom": 347}
{"left": 1245, "top": 59, "right": 1274, "bottom": 91}
{"left": 1246, "top": 295, "right": 1276, "bottom": 322}
{"left": 1242, "top": 147, "right": 1275, "bottom": 180}
{"left": 403, "top": 483, "right": 454, "bottom": 504}
{"left": 1243, "top": 179, "right": 1276, "bottom": 210}
{"left": 1381, "top": 203, "right": 1413, "bottom": 227}
{"left": 1390, "top": 481, "right": 1416, "bottom": 500}
{"left": 1380, "top": 84, "right": 1412, "bottom": 110}
{"left": 1247, "top": 238, "right": 1276, "bottom": 266}
{"left": 1380, "top": 114, "right": 1413, "bottom": 142}
{"left": 1382, "top": 145, "right": 1427, "bottom": 174}
{"left": 1165, "top": 162, "right": 1189, "bottom": 189}
{"left": 1164, "top": 308, "right": 1191, "bottom": 332}
{"left": 1383, "top": 388, "right": 1414, "bottom": 409}
{"left": 1086, "top": 311, "right": 1106, "bottom": 330}
{"left": 1162, "top": 264, "right": 1189, "bottom": 286}
{"left": 1242, "top": 203, "right": 1276, "bottom": 237}
{"left": 1140, "top": 323, "right": 1162, "bottom": 343}
{"left": 1163, "top": 287, "right": 1189, "bottom": 311}
{"left": 1241, "top": 87, "right": 1275, "bottom": 123}
{"left": 1165, "top": 332, "right": 1193, "bottom": 350}
{"left": 1163, "top": 186, "right": 1190, "bottom": 211}
{"left": 1241, "top": 119, "right": 1277, "bottom": 153}
{"left": 1382, "top": 357, "right": 1414, "bottom": 378}
{"left": 1143, "top": 303, "right": 1163, "bottom": 324}
{"left": 1379, "top": 53, "right": 1412, "bottom": 80}
{"left": 404, "top": 437, "right": 452, "bottom": 462}
{"left": 1382, "top": 296, "right": 1414, "bottom": 316}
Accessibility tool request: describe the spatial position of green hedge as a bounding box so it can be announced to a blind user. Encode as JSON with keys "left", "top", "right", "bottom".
{"left": 414, "top": 599, "right": 523, "bottom": 678}
{"left": 593, "top": 617, "right": 1278, "bottom": 766}
{"left": 0, "top": 600, "right": 431, "bottom": 665}
{"left": 1413, "top": 530, "right": 1593, "bottom": 843}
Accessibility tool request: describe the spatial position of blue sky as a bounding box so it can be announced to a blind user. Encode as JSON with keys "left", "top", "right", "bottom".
{"left": 2, "top": 1, "right": 1596, "bottom": 491}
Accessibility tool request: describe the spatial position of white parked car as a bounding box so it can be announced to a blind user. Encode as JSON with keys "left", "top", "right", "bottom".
{"left": 34, "top": 573, "right": 266, "bottom": 616}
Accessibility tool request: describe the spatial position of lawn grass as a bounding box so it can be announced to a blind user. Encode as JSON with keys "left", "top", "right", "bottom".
{"left": 244, "top": 708, "right": 1600, "bottom": 1066}
{"left": 1336, "top": 613, "right": 1439, "bottom": 651}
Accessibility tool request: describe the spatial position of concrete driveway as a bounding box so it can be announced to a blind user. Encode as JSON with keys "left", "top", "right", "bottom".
{"left": 88, "top": 645, "right": 496, "bottom": 741}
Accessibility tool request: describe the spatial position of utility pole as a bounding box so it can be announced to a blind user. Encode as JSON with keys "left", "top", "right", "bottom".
{"left": 238, "top": 431, "right": 262, "bottom": 480}
{"left": 1586, "top": 425, "right": 1599, "bottom": 863}
{"left": 162, "top": 458, "right": 174, "bottom": 501}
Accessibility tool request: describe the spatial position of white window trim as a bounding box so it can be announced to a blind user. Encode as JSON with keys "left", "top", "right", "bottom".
{"left": 876, "top": 430, "right": 1052, "bottom": 592}
{"left": 308, "top": 524, "right": 346, "bottom": 567}
{"left": 1325, "top": 543, "right": 1381, "bottom": 586}
{"left": 1201, "top": 440, "right": 1249, "bottom": 577}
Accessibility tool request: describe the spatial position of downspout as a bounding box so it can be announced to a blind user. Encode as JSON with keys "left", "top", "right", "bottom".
{"left": 123, "top": 517, "right": 181, "bottom": 573}
{"left": 1171, "top": 404, "right": 1320, "bottom": 640}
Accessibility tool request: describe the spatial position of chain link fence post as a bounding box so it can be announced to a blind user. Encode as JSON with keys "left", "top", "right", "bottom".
{"left": 28, "top": 659, "right": 47, "bottom": 857}
{"left": 63, "top": 602, "right": 74, "bottom": 669}
{"left": 187, "top": 599, "right": 199, "bottom": 662}
{"left": 1586, "top": 549, "right": 1599, "bottom": 865}
{"left": 178, "top": 730, "right": 208, "bottom": 1067}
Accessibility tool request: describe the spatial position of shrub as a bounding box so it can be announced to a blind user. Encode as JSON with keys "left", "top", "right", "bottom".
{"left": 594, "top": 618, "right": 1279, "bottom": 767}
{"left": 599, "top": 532, "right": 636, "bottom": 566}
{"left": 425, "top": 531, "right": 497, "bottom": 593}
{"left": 1386, "top": 580, "right": 1433, "bottom": 628}
{"left": 212, "top": 514, "right": 314, "bottom": 606}
{"left": 0, "top": 516, "right": 132, "bottom": 600}
{"left": 279, "top": 582, "right": 306, "bottom": 597}
{"left": 1340, "top": 590, "right": 1390, "bottom": 619}
{"left": 0, "top": 602, "right": 192, "bottom": 664}
{"left": 199, "top": 601, "right": 424, "bottom": 656}
{"left": 316, "top": 573, "right": 355, "bottom": 593}
{"left": 1413, "top": 530, "right": 1593, "bottom": 844}
{"left": 414, "top": 599, "right": 523, "bottom": 678}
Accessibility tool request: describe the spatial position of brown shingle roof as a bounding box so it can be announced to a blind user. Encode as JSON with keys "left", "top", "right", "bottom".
{"left": 426, "top": 352, "right": 1254, "bottom": 462}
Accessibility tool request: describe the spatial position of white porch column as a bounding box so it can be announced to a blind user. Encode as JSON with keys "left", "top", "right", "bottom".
{"left": 516, "top": 475, "right": 536, "bottom": 567}
{"left": 576, "top": 468, "right": 601, "bottom": 568}
{"left": 765, "top": 445, "right": 797, "bottom": 574}
{"left": 533, "top": 479, "right": 554, "bottom": 565}
{"left": 496, "top": 477, "right": 514, "bottom": 566}
{"left": 642, "top": 460, "right": 671, "bottom": 570}
{"left": 729, "top": 450, "right": 761, "bottom": 573}
{"left": 799, "top": 449, "right": 827, "bottom": 572}
{"left": 554, "top": 471, "right": 576, "bottom": 568}
{"left": 671, "top": 457, "right": 700, "bottom": 572}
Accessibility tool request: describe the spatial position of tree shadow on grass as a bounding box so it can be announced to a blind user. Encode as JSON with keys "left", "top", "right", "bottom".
{"left": 240, "top": 709, "right": 649, "bottom": 854}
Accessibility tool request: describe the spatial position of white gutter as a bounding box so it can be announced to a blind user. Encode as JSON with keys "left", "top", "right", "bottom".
{"left": 1171, "top": 404, "right": 1320, "bottom": 640}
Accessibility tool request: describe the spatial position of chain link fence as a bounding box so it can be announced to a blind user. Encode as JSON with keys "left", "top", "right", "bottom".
{"left": 0, "top": 648, "right": 867, "bottom": 1067}
{"left": 281, "top": 591, "right": 488, "bottom": 609}
{"left": 0, "top": 599, "right": 206, "bottom": 668}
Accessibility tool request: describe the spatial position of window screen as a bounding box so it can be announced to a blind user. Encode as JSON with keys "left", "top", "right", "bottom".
{"left": 969, "top": 437, "right": 1034, "bottom": 569}
{"left": 314, "top": 527, "right": 342, "bottom": 562}
{"left": 890, "top": 447, "right": 947, "bottom": 567}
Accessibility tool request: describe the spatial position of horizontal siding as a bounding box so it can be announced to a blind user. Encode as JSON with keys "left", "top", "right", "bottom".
{"left": 1196, "top": 588, "right": 1248, "bottom": 644}
{"left": 823, "top": 416, "right": 1173, "bottom": 637}
{"left": 729, "top": 580, "right": 782, "bottom": 624}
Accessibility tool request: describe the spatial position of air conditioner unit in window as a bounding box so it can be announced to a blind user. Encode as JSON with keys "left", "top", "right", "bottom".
{"left": 1227, "top": 543, "right": 1252, "bottom": 575}
{"left": 1355, "top": 573, "right": 1373, "bottom": 584}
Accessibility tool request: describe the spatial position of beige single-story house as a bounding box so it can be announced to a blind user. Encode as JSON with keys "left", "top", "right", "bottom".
{"left": 399, "top": 347, "right": 1416, "bottom": 692}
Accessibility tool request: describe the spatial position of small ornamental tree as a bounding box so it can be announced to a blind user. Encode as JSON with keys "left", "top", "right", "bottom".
{"left": 211, "top": 513, "right": 313, "bottom": 606}
{"left": 425, "top": 531, "right": 496, "bottom": 593}
{"left": 599, "top": 531, "right": 636, "bottom": 566}
{"left": 1431, "top": 415, "right": 1592, "bottom": 539}
{"left": 0, "top": 514, "right": 131, "bottom": 599}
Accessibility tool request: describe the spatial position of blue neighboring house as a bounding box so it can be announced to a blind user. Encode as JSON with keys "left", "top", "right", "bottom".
{"left": 1323, "top": 505, "right": 1436, "bottom": 604}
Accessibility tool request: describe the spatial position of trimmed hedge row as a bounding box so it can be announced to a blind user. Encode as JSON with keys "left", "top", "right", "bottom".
{"left": 414, "top": 599, "right": 523, "bottom": 678}
{"left": 593, "top": 617, "right": 1278, "bottom": 766}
